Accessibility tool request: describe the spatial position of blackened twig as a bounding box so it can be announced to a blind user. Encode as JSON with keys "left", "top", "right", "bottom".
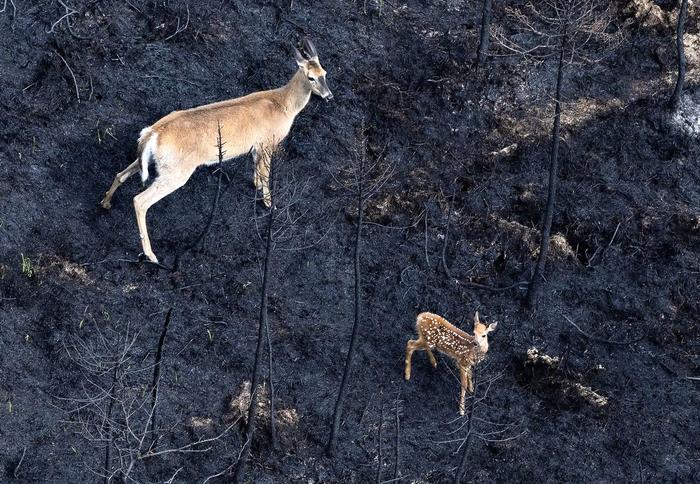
{"left": 234, "top": 153, "right": 277, "bottom": 484}
{"left": 265, "top": 309, "right": 278, "bottom": 449}
{"left": 424, "top": 204, "right": 430, "bottom": 268}
{"left": 441, "top": 186, "right": 456, "bottom": 279}
{"left": 454, "top": 366, "right": 478, "bottom": 484}
{"left": 1, "top": 0, "right": 17, "bottom": 17}
{"left": 173, "top": 122, "right": 226, "bottom": 270}
{"left": 562, "top": 315, "right": 643, "bottom": 346}
{"left": 670, "top": 0, "right": 688, "bottom": 110}
{"left": 328, "top": 124, "right": 393, "bottom": 454}
{"left": 164, "top": 3, "right": 190, "bottom": 41}
{"left": 195, "top": 123, "right": 226, "bottom": 251}
{"left": 475, "top": 0, "right": 493, "bottom": 69}
{"left": 393, "top": 394, "right": 401, "bottom": 480}
{"left": 456, "top": 280, "right": 529, "bottom": 292}
{"left": 149, "top": 308, "right": 172, "bottom": 448}
{"left": 103, "top": 363, "right": 118, "bottom": 484}
{"left": 13, "top": 446, "right": 26, "bottom": 478}
{"left": 327, "top": 150, "right": 365, "bottom": 455}
{"left": 47, "top": 0, "right": 77, "bottom": 34}
{"left": 377, "top": 390, "right": 384, "bottom": 484}
{"left": 54, "top": 51, "right": 80, "bottom": 103}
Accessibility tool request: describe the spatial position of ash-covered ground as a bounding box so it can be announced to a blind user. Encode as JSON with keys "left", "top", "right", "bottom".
{"left": 0, "top": 1, "right": 698, "bottom": 482}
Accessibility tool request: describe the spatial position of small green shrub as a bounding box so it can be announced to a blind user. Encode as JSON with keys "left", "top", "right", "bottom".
{"left": 20, "top": 254, "right": 34, "bottom": 278}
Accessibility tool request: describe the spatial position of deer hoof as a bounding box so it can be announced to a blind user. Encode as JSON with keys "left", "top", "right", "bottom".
{"left": 138, "top": 252, "right": 159, "bottom": 264}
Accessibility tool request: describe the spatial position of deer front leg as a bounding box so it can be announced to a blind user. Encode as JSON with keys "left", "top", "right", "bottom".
{"left": 459, "top": 367, "right": 468, "bottom": 416}
{"left": 252, "top": 149, "right": 262, "bottom": 190}
{"left": 466, "top": 366, "right": 474, "bottom": 393}
{"left": 255, "top": 148, "right": 272, "bottom": 208}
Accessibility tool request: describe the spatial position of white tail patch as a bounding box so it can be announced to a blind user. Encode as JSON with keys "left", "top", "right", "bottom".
{"left": 139, "top": 128, "right": 158, "bottom": 183}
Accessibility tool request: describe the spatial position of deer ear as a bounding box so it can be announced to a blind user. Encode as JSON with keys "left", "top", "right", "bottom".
{"left": 302, "top": 37, "right": 318, "bottom": 58}
{"left": 474, "top": 311, "right": 480, "bottom": 325}
{"left": 294, "top": 47, "right": 306, "bottom": 66}
{"left": 487, "top": 322, "right": 498, "bottom": 332}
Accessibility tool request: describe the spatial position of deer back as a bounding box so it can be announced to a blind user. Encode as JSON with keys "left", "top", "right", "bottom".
{"left": 417, "top": 313, "right": 478, "bottom": 365}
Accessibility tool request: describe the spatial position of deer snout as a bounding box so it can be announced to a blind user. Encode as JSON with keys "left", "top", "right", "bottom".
{"left": 324, "top": 91, "right": 334, "bottom": 101}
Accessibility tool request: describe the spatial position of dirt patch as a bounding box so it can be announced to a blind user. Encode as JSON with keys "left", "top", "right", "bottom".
{"left": 517, "top": 347, "right": 609, "bottom": 411}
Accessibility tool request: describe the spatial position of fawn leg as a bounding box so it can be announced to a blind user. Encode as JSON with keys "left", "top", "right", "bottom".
{"left": 425, "top": 347, "right": 438, "bottom": 368}
{"left": 459, "top": 367, "right": 468, "bottom": 416}
{"left": 405, "top": 339, "right": 423, "bottom": 380}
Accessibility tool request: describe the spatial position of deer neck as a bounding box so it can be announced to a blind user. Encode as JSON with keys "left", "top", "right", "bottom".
{"left": 475, "top": 338, "right": 489, "bottom": 355}
{"left": 283, "top": 69, "right": 312, "bottom": 116}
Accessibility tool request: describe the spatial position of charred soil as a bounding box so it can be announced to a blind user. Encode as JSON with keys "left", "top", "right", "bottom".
{"left": 0, "top": 1, "right": 698, "bottom": 482}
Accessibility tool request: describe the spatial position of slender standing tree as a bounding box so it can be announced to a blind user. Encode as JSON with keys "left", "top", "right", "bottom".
{"left": 327, "top": 127, "right": 393, "bottom": 454}
{"left": 670, "top": 0, "right": 688, "bottom": 111}
{"left": 476, "top": 0, "right": 494, "bottom": 69}
{"left": 452, "top": 369, "right": 523, "bottom": 483}
{"left": 233, "top": 162, "right": 275, "bottom": 483}
{"left": 234, "top": 146, "right": 279, "bottom": 482}
{"left": 233, "top": 145, "right": 311, "bottom": 482}
{"left": 493, "top": 0, "right": 620, "bottom": 308}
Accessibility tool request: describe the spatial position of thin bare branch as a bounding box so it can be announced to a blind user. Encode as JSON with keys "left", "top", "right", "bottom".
{"left": 54, "top": 51, "right": 80, "bottom": 103}
{"left": 164, "top": 4, "right": 190, "bottom": 41}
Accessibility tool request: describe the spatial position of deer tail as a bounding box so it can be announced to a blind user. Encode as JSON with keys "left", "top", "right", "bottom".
{"left": 138, "top": 128, "right": 158, "bottom": 183}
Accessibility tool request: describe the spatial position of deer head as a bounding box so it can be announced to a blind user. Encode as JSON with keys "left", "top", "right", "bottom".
{"left": 294, "top": 38, "right": 334, "bottom": 101}
{"left": 472, "top": 311, "right": 497, "bottom": 353}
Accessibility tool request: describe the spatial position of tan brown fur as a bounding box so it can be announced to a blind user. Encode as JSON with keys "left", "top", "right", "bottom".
{"left": 100, "top": 39, "right": 332, "bottom": 263}
{"left": 405, "top": 311, "right": 497, "bottom": 415}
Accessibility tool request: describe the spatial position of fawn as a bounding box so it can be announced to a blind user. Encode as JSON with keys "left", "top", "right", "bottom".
{"left": 405, "top": 311, "right": 497, "bottom": 415}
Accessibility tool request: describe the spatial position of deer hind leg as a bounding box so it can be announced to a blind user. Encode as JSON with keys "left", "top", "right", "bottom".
{"left": 405, "top": 338, "right": 424, "bottom": 381}
{"left": 416, "top": 326, "right": 438, "bottom": 368}
{"left": 133, "top": 167, "right": 195, "bottom": 263}
{"left": 101, "top": 159, "right": 140, "bottom": 209}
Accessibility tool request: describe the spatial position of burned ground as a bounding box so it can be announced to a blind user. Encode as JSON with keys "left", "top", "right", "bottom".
{"left": 0, "top": 0, "right": 698, "bottom": 482}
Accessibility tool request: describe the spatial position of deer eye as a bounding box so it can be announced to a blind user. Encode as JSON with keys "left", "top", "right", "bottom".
{"left": 307, "top": 76, "right": 316, "bottom": 83}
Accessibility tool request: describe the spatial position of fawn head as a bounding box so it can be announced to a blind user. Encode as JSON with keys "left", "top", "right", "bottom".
{"left": 473, "top": 311, "right": 497, "bottom": 352}
{"left": 294, "top": 38, "right": 334, "bottom": 101}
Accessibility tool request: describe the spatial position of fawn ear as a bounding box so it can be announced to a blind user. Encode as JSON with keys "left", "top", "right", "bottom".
{"left": 487, "top": 322, "right": 498, "bottom": 332}
{"left": 474, "top": 311, "right": 480, "bottom": 325}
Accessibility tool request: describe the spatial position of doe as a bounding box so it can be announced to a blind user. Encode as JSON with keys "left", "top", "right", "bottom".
{"left": 100, "top": 39, "right": 333, "bottom": 263}
{"left": 405, "top": 311, "right": 497, "bottom": 415}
